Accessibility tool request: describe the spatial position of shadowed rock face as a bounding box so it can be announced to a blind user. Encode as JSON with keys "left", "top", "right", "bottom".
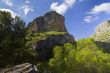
{"left": 35, "top": 33, "right": 75, "bottom": 61}
{"left": 28, "top": 11, "right": 67, "bottom": 33}
{"left": 95, "top": 41, "right": 110, "bottom": 53}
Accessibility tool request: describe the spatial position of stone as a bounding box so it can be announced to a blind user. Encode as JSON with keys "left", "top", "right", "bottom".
{"left": 92, "top": 20, "right": 110, "bottom": 42}
{"left": 95, "top": 20, "right": 110, "bottom": 34}
{"left": 28, "top": 11, "right": 67, "bottom": 33}
{"left": 92, "top": 20, "right": 110, "bottom": 52}
{"left": 27, "top": 11, "right": 75, "bottom": 61}
{"left": 0, "top": 63, "right": 38, "bottom": 73}
{"left": 33, "top": 33, "right": 75, "bottom": 61}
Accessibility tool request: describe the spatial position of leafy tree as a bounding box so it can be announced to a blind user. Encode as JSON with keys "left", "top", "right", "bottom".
{"left": 48, "top": 39, "right": 110, "bottom": 73}
{"left": 0, "top": 11, "right": 34, "bottom": 67}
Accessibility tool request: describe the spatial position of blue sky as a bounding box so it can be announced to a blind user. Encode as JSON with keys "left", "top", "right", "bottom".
{"left": 0, "top": 0, "right": 110, "bottom": 40}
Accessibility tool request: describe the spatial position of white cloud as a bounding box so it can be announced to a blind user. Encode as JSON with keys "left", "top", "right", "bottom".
{"left": 84, "top": 3, "right": 110, "bottom": 23}
{"left": 2, "top": 0, "right": 13, "bottom": 6}
{"left": 22, "top": 5, "right": 33, "bottom": 15}
{"left": 84, "top": 15, "right": 99, "bottom": 23}
{"left": 84, "top": 16, "right": 92, "bottom": 23}
{"left": 0, "top": 8, "right": 18, "bottom": 18}
{"left": 50, "top": 0, "right": 76, "bottom": 14}
{"left": 88, "top": 3, "right": 110, "bottom": 14}
{"left": 25, "top": 0, "right": 31, "bottom": 4}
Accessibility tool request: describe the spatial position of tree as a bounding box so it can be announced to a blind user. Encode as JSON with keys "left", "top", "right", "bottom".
{"left": 0, "top": 11, "right": 33, "bottom": 67}
{"left": 48, "top": 39, "right": 110, "bottom": 73}
{"left": 49, "top": 43, "right": 76, "bottom": 73}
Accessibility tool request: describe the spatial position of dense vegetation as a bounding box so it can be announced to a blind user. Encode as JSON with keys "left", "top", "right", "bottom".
{"left": 38, "top": 38, "right": 110, "bottom": 73}
{"left": 0, "top": 11, "right": 35, "bottom": 67}
{"left": 26, "top": 31, "right": 67, "bottom": 48}
{"left": 0, "top": 11, "right": 110, "bottom": 73}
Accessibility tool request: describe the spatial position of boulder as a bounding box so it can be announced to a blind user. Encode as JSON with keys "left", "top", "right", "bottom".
{"left": 0, "top": 63, "right": 38, "bottom": 73}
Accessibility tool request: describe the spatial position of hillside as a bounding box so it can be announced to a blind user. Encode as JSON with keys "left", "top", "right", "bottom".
{"left": 92, "top": 20, "right": 110, "bottom": 52}
{"left": 1, "top": 11, "right": 110, "bottom": 73}
{"left": 26, "top": 11, "right": 75, "bottom": 61}
{"left": 92, "top": 20, "right": 110, "bottom": 43}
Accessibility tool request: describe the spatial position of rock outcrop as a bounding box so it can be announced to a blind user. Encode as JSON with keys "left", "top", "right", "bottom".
{"left": 27, "top": 11, "right": 75, "bottom": 61}
{"left": 92, "top": 20, "right": 110, "bottom": 52}
{"left": 28, "top": 11, "right": 67, "bottom": 33}
{"left": 34, "top": 33, "right": 74, "bottom": 61}
{"left": 0, "top": 63, "right": 38, "bottom": 73}
{"left": 95, "top": 20, "right": 110, "bottom": 34}
{"left": 92, "top": 20, "right": 110, "bottom": 43}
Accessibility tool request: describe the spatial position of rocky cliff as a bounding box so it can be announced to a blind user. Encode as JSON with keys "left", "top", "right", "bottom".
{"left": 92, "top": 20, "right": 110, "bottom": 43}
{"left": 27, "top": 11, "right": 75, "bottom": 61}
{"left": 92, "top": 20, "right": 110, "bottom": 52}
{"left": 28, "top": 11, "right": 67, "bottom": 33}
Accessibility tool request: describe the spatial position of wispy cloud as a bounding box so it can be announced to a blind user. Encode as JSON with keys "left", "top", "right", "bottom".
{"left": 0, "top": 8, "right": 18, "bottom": 18}
{"left": 2, "top": 0, "right": 13, "bottom": 6}
{"left": 25, "top": 0, "right": 31, "bottom": 4}
{"left": 18, "top": 0, "right": 33, "bottom": 16}
{"left": 50, "top": 0, "right": 76, "bottom": 14}
{"left": 84, "top": 3, "right": 110, "bottom": 23}
{"left": 84, "top": 15, "right": 99, "bottom": 23}
{"left": 88, "top": 3, "right": 110, "bottom": 14}
{"left": 1, "top": 0, "right": 33, "bottom": 16}
{"left": 21, "top": 5, "right": 33, "bottom": 15}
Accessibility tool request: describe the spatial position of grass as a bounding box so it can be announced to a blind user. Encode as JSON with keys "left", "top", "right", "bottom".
{"left": 26, "top": 31, "right": 67, "bottom": 47}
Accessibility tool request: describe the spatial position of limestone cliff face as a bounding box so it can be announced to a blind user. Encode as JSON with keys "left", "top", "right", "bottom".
{"left": 92, "top": 20, "right": 110, "bottom": 43}
{"left": 92, "top": 20, "right": 110, "bottom": 52}
{"left": 28, "top": 11, "right": 67, "bottom": 33}
{"left": 27, "top": 11, "right": 75, "bottom": 61}
{"left": 95, "top": 20, "right": 110, "bottom": 34}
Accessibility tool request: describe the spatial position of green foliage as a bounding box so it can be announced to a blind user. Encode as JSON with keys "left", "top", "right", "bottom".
{"left": 77, "top": 38, "right": 98, "bottom": 49}
{"left": 0, "top": 11, "right": 35, "bottom": 68}
{"left": 26, "top": 31, "right": 66, "bottom": 48}
{"left": 1, "top": 11, "right": 110, "bottom": 73}
{"left": 47, "top": 39, "right": 110, "bottom": 73}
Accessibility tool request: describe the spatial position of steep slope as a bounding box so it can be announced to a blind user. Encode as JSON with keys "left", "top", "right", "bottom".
{"left": 27, "top": 11, "right": 67, "bottom": 33}
{"left": 92, "top": 20, "right": 110, "bottom": 43}
{"left": 92, "top": 20, "right": 110, "bottom": 52}
{"left": 27, "top": 11, "right": 75, "bottom": 61}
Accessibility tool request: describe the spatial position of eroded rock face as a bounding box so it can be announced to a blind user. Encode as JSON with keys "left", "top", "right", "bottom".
{"left": 92, "top": 20, "right": 110, "bottom": 52}
{"left": 34, "top": 33, "right": 75, "bottom": 61}
{"left": 27, "top": 11, "right": 75, "bottom": 61}
{"left": 28, "top": 11, "right": 67, "bottom": 33}
{"left": 92, "top": 20, "right": 110, "bottom": 42}
{"left": 95, "top": 20, "right": 110, "bottom": 34}
{"left": 0, "top": 63, "right": 38, "bottom": 73}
